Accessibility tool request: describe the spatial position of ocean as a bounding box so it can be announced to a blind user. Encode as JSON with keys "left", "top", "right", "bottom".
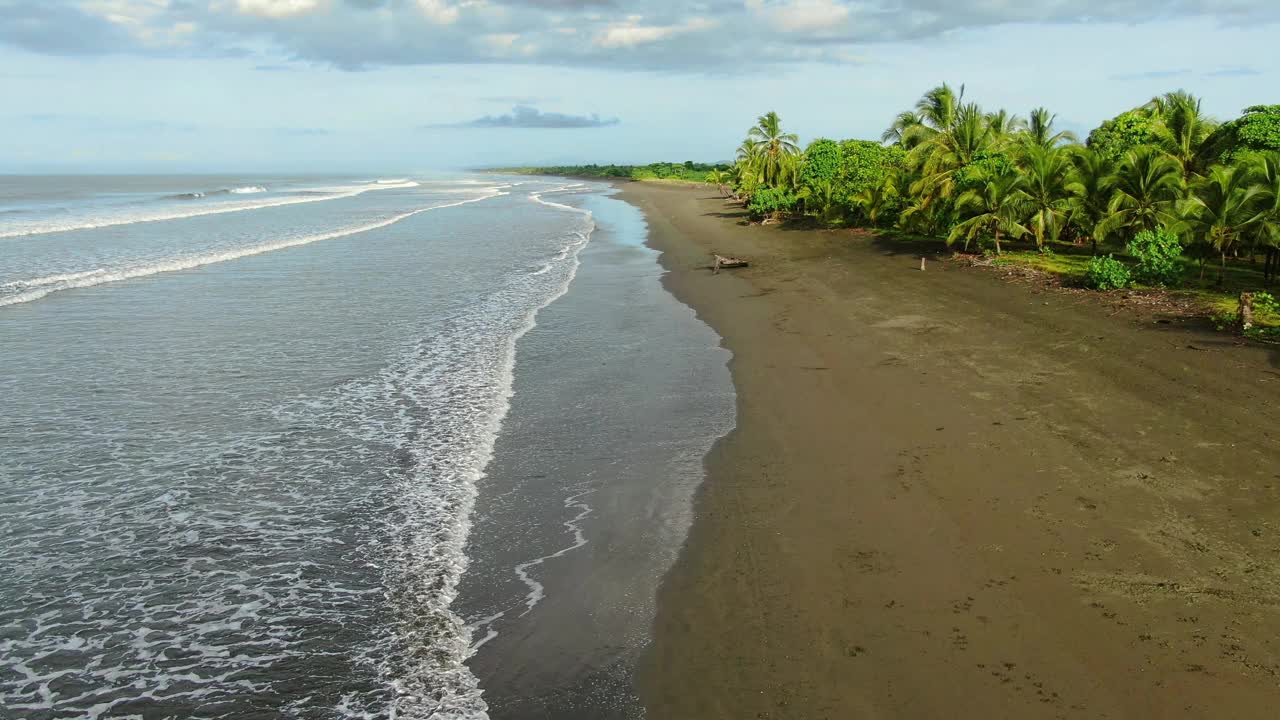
{"left": 0, "top": 175, "right": 734, "bottom": 718}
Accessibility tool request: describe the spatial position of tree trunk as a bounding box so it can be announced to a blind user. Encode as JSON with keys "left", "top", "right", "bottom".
{"left": 1219, "top": 251, "right": 1226, "bottom": 286}
{"left": 1238, "top": 292, "right": 1255, "bottom": 332}
{"left": 1091, "top": 236, "right": 1098, "bottom": 256}
{"left": 994, "top": 229, "right": 1002, "bottom": 255}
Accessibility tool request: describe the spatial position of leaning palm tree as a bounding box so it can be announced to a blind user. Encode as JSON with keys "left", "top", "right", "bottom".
{"left": 1018, "top": 145, "right": 1073, "bottom": 251}
{"left": 704, "top": 169, "right": 730, "bottom": 197}
{"left": 1065, "top": 146, "right": 1117, "bottom": 255}
{"left": 746, "top": 111, "right": 801, "bottom": 188}
{"left": 1022, "top": 107, "right": 1078, "bottom": 150}
{"left": 948, "top": 166, "right": 1030, "bottom": 254}
{"left": 882, "top": 110, "right": 924, "bottom": 146}
{"left": 1098, "top": 147, "right": 1185, "bottom": 242}
{"left": 1182, "top": 164, "right": 1263, "bottom": 283}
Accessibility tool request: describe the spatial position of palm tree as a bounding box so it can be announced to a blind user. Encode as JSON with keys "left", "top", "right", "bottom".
{"left": 912, "top": 103, "right": 994, "bottom": 205}
{"left": 705, "top": 169, "right": 730, "bottom": 197}
{"left": 948, "top": 166, "right": 1030, "bottom": 254}
{"left": 882, "top": 111, "right": 924, "bottom": 145}
{"left": 895, "top": 83, "right": 963, "bottom": 149}
{"left": 1098, "top": 147, "right": 1184, "bottom": 242}
{"left": 1146, "top": 91, "right": 1218, "bottom": 179}
{"left": 1018, "top": 145, "right": 1073, "bottom": 251}
{"left": 1246, "top": 153, "right": 1280, "bottom": 281}
{"left": 746, "top": 111, "right": 801, "bottom": 188}
{"left": 1065, "top": 147, "right": 1117, "bottom": 255}
{"left": 852, "top": 169, "right": 905, "bottom": 227}
{"left": 1183, "top": 165, "right": 1263, "bottom": 283}
{"left": 1022, "top": 107, "right": 1078, "bottom": 150}
{"left": 985, "top": 109, "right": 1025, "bottom": 146}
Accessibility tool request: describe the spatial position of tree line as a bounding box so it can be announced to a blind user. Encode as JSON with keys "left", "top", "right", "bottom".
{"left": 718, "top": 85, "right": 1280, "bottom": 288}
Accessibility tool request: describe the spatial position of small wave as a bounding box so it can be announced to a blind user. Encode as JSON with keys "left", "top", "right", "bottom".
{"left": 229, "top": 185, "right": 267, "bottom": 194}
{"left": 0, "top": 192, "right": 497, "bottom": 308}
{"left": 529, "top": 184, "right": 591, "bottom": 216}
{"left": 1, "top": 181, "right": 421, "bottom": 240}
{"left": 1, "top": 268, "right": 106, "bottom": 290}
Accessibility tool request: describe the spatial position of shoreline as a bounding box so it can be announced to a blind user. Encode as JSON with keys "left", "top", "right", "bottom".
{"left": 618, "top": 181, "right": 1280, "bottom": 718}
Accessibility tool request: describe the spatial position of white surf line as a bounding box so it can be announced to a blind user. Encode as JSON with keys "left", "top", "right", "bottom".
{"left": 0, "top": 268, "right": 106, "bottom": 289}
{"left": 0, "top": 181, "right": 421, "bottom": 240}
{"left": 0, "top": 192, "right": 499, "bottom": 309}
{"left": 390, "top": 192, "right": 591, "bottom": 719}
{"left": 528, "top": 184, "right": 591, "bottom": 215}
{"left": 512, "top": 488, "right": 596, "bottom": 617}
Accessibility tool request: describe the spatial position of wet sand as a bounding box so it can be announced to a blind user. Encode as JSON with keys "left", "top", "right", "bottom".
{"left": 619, "top": 181, "right": 1280, "bottom": 719}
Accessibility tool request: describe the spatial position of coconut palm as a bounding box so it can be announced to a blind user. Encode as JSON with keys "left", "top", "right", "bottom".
{"left": 911, "top": 103, "right": 994, "bottom": 203}
{"left": 1250, "top": 153, "right": 1280, "bottom": 282}
{"left": 705, "top": 169, "right": 730, "bottom": 197}
{"left": 1022, "top": 107, "right": 1078, "bottom": 150}
{"left": 852, "top": 169, "right": 907, "bottom": 227}
{"left": 1183, "top": 164, "right": 1263, "bottom": 283}
{"left": 1065, "top": 147, "right": 1117, "bottom": 254}
{"left": 1018, "top": 145, "right": 1073, "bottom": 250}
{"left": 985, "top": 109, "right": 1025, "bottom": 146}
{"left": 948, "top": 166, "right": 1030, "bottom": 254}
{"left": 882, "top": 111, "right": 924, "bottom": 146}
{"left": 1098, "top": 147, "right": 1185, "bottom": 241}
{"left": 1147, "top": 91, "right": 1218, "bottom": 178}
{"left": 747, "top": 111, "right": 801, "bottom": 187}
{"left": 895, "top": 83, "right": 963, "bottom": 149}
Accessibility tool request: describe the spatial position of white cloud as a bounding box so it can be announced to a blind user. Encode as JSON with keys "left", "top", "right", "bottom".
{"left": 747, "top": 0, "right": 850, "bottom": 33}
{"left": 594, "top": 16, "right": 716, "bottom": 49}
{"left": 417, "top": 0, "right": 460, "bottom": 25}
{"left": 235, "top": 0, "right": 322, "bottom": 19}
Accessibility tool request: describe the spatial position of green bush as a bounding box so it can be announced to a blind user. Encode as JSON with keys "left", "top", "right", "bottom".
{"left": 1085, "top": 255, "right": 1131, "bottom": 290}
{"left": 1086, "top": 110, "right": 1158, "bottom": 161}
{"left": 1126, "top": 228, "right": 1183, "bottom": 286}
{"left": 747, "top": 187, "right": 796, "bottom": 219}
{"left": 1202, "top": 105, "right": 1280, "bottom": 164}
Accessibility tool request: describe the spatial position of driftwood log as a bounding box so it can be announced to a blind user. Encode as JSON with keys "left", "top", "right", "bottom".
{"left": 713, "top": 254, "right": 749, "bottom": 274}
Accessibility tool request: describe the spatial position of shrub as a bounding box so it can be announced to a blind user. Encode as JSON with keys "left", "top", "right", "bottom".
{"left": 1253, "top": 290, "right": 1279, "bottom": 316}
{"left": 747, "top": 187, "right": 796, "bottom": 219}
{"left": 1126, "top": 229, "right": 1183, "bottom": 286}
{"left": 1085, "top": 255, "right": 1131, "bottom": 290}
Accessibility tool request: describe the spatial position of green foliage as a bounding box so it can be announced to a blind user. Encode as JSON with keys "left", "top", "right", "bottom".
{"left": 747, "top": 187, "right": 796, "bottom": 219}
{"left": 1087, "top": 111, "right": 1158, "bottom": 161}
{"left": 498, "top": 162, "right": 727, "bottom": 182}
{"left": 800, "top": 138, "right": 841, "bottom": 186}
{"left": 837, "top": 140, "right": 906, "bottom": 221}
{"left": 1202, "top": 105, "right": 1280, "bottom": 164}
{"left": 1255, "top": 291, "right": 1280, "bottom": 316}
{"left": 1125, "top": 228, "right": 1183, "bottom": 286}
{"left": 1085, "top": 255, "right": 1131, "bottom": 290}
{"left": 952, "top": 151, "right": 1013, "bottom": 193}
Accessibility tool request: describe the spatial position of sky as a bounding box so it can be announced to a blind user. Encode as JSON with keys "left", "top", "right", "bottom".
{"left": 2, "top": 0, "right": 1279, "bottom": 173}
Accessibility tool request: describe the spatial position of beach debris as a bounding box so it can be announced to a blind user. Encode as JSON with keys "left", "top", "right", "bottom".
{"left": 713, "top": 254, "right": 749, "bottom": 274}
{"left": 1238, "top": 292, "right": 1255, "bottom": 331}
{"left": 920, "top": 257, "right": 926, "bottom": 271}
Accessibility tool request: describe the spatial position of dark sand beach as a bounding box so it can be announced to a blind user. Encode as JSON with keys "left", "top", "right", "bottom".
{"left": 620, "top": 181, "right": 1280, "bottom": 719}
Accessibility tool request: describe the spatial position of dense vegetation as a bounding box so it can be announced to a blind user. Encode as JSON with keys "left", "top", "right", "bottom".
{"left": 721, "top": 85, "right": 1280, "bottom": 335}
{"left": 500, "top": 161, "right": 728, "bottom": 183}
